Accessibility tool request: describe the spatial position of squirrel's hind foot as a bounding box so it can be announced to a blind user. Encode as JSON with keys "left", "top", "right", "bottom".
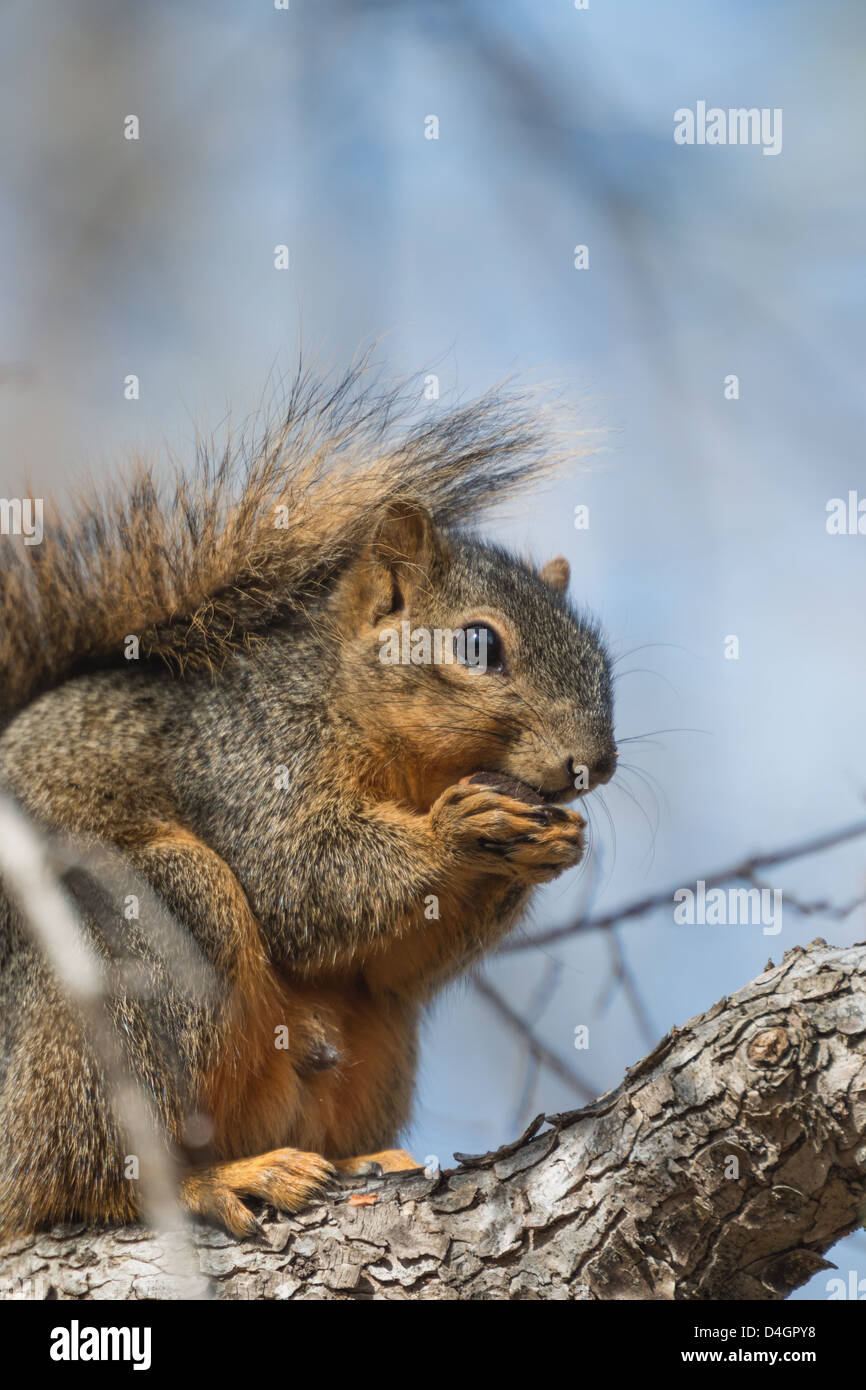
{"left": 333, "top": 1148, "right": 421, "bottom": 1178}
{"left": 180, "top": 1148, "right": 335, "bottom": 1237}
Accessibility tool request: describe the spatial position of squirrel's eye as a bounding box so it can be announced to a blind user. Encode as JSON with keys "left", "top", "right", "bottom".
{"left": 457, "top": 624, "right": 505, "bottom": 672}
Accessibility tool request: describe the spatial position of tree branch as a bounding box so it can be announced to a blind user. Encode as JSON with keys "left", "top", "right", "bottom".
{"left": 4, "top": 938, "right": 866, "bottom": 1300}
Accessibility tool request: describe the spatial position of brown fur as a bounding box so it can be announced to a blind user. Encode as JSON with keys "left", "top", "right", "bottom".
{"left": 0, "top": 366, "right": 614, "bottom": 1237}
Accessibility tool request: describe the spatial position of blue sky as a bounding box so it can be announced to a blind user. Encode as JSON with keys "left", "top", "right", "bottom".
{"left": 1, "top": 0, "right": 864, "bottom": 1298}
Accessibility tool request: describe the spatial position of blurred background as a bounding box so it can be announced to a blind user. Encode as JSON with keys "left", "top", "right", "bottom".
{"left": 1, "top": 0, "right": 865, "bottom": 1298}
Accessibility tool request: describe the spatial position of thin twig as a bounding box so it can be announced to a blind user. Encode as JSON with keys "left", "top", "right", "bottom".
{"left": 597, "top": 927, "right": 657, "bottom": 1049}
{"left": 0, "top": 795, "right": 207, "bottom": 1296}
{"left": 502, "top": 818, "right": 866, "bottom": 953}
{"left": 473, "top": 975, "right": 598, "bottom": 1102}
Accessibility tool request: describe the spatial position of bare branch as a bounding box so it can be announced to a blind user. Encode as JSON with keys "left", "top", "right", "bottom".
{"left": 503, "top": 818, "right": 866, "bottom": 953}
{"left": 473, "top": 976, "right": 600, "bottom": 1103}
{"left": 5, "top": 938, "right": 866, "bottom": 1299}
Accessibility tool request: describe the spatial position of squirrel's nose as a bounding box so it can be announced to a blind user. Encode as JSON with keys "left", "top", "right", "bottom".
{"left": 567, "top": 748, "right": 617, "bottom": 791}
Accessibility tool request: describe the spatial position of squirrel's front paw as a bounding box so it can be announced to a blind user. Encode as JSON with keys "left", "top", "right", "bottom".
{"left": 430, "top": 783, "right": 585, "bottom": 884}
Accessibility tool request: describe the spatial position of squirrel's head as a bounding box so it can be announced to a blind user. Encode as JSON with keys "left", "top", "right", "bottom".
{"left": 330, "top": 501, "right": 616, "bottom": 811}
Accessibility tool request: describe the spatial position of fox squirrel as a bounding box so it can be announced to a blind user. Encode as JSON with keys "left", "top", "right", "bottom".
{"left": 0, "top": 366, "right": 616, "bottom": 1237}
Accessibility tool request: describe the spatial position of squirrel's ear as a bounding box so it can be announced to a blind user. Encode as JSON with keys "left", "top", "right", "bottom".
{"left": 539, "top": 556, "right": 570, "bottom": 594}
{"left": 342, "top": 500, "right": 448, "bottom": 626}
{"left": 373, "top": 500, "right": 445, "bottom": 577}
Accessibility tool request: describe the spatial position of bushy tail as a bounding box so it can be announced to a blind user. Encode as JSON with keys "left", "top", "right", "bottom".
{"left": 0, "top": 357, "right": 586, "bottom": 719}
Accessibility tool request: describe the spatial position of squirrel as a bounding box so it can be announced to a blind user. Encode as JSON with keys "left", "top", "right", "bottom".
{"left": 0, "top": 365, "right": 616, "bottom": 1238}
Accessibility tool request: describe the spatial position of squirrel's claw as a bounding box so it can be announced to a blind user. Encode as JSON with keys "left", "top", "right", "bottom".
{"left": 180, "top": 1147, "right": 335, "bottom": 1237}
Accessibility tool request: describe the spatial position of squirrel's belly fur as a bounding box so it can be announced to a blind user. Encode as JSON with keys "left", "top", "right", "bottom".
{"left": 207, "top": 971, "right": 418, "bottom": 1161}
{"left": 0, "top": 368, "right": 616, "bottom": 1235}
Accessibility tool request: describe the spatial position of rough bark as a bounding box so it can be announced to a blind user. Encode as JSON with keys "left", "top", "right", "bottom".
{"left": 2, "top": 938, "right": 865, "bottom": 1301}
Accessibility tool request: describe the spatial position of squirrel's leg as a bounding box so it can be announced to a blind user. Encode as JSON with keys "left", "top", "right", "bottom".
{"left": 117, "top": 826, "right": 340, "bottom": 1232}
{"left": 0, "top": 825, "right": 334, "bottom": 1235}
{"left": 0, "top": 938, "right": 140, "bottom": 1233}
